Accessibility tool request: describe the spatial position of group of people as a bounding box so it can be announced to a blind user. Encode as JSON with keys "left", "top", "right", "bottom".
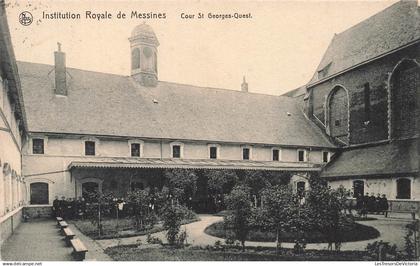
{"left": 52, "top": 196, "right": 87, "bottom": 220}
{"left": 356, "top": 193, "right": 389, "bottom": 217}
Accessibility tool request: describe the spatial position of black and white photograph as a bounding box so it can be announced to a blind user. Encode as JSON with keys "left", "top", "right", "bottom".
{"left": 0, "top": 0, "right": 419, "bottom": 263}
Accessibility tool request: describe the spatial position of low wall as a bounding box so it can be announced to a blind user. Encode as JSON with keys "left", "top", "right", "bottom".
{"left": 0, "top": 207, "right": 23, "bottom": 246}
{"left": 23, "top": 205, "right": 53, "bottom": 219}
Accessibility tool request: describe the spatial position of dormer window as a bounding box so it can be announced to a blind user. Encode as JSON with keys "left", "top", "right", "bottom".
{"left": 85, "top": 141, "right": 96, "bottom": 156}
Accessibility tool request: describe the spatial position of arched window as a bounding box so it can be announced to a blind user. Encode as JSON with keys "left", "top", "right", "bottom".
{"left": 353, "top": 180, "right": 364, "bottom": 198}
{"left": 30, "top": 182, "right": 49, "bottom": 205}
{"left": 396, "top": 178, "right": 411, "bottom": 199}
{"left": 327, "top": 86, "right": 349, "bottom": 143}
{"left": 390, "top": 59, "right": 419, "bottom": 139}
{"left": 131, "top": 48, "right": 140, "bottom": 70}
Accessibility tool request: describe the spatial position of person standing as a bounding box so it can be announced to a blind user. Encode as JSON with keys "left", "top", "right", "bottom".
{"left": 52, "top": 196, "right": 60, "bottom": 217}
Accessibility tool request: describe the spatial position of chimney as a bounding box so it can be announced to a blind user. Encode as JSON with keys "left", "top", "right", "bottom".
{"left": 241, "top": 76, "right": 248, "bottom": 92}
{"left": 54, "top": 42, "right": 67, "bottom": 96}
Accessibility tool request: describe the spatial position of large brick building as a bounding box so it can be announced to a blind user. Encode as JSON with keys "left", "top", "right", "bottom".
{"left": 300, "top": 1, "right": 419, "bottom": 201}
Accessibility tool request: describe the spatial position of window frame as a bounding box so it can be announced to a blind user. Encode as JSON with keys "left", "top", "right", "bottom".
{"left": 208, "top": 144, "right": 220, "bottom": 159}
{"left": 84, "top": 141, "right": 96, "bottom": 156}
{"left": 322, "top": 151, "right": 330, "bottom": 163}
{"left": 242, "top": 146, "right": 252, "bottom": 160}
{"left": 297, "top": 149, "right": 307, "bottom": 162}
{"left": 32, "top": 137, "right": 46, "bottom": 155}
{"left": 272, "top": 148, "right": 281, "bottom": 161}
{"left": 128, "top": 140, "right": 144, "bottom": 158}
{"left": 170, "top": 142, "right": 184, "bottom": 159}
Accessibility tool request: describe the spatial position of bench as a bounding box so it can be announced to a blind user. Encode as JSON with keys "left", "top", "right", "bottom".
{"left": 385, "top": 210, "right": 416, "bottom": 220}
{"left": 63, "top": 227, "right": 76, "bottom": 246}
{"left": 56, "top": 217, "right": 63, "bottom": 226}
{"left": 59, "top": 221, "right": 68, "bottom": 234}
{"left": 70, "top": 238, "right": 88, "bottom": 261}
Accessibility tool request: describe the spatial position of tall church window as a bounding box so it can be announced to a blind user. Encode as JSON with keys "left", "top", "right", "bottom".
{"left": 131, "top": 48, "right": 140, "bottom": 70}
{"left": 390, "top": 59, "right": 419, "bottom": 139}
{"left": 327, "top": 86, "right": 349, "bottom": 143}
{"left": 396, "top": 178, "right": 411, "bottom": 199}
{"left": 30, "top": 182, "right": 49, "bottom": 205}
{"left": 364, "top": 83, "right": 371, "bottom": 122}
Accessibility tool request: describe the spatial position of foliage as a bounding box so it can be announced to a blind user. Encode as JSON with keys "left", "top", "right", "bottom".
{"left": 404, "top": 221, "right": 419, "bottom": 260}
{"left": 126, "top": 189, "right": 154, "bottom": 231}
{"left": 365, "top": 241, "right": 401, "bottom": 260}
{"left": 147, "top": 233, "right": 163, "bottom": 245}
{"left": 164, "top": 169, "right": 198, "bottom": 204}
{"left": 84, "top": 191, "right": 115, "bottom": 237}
{"left": 306, "top": 176, "right": 350, "bottom": 250}
{"left": 224, "top": 185, "right": 252, "bottom": 251}
{"left": 205, "top": 170, "right": 238, "bottom": 196}
{"left": 161, "top": 204, "right": 189, "bottom": 246}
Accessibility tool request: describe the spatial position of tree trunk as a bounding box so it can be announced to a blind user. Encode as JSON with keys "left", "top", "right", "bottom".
{"left": 276, "top": 227, "right": 280, "bottom": 254}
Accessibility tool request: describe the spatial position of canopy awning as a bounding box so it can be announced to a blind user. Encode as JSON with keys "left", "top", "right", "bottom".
{"left": 68, "top": 157, "right": 322, "bottom": 172}
{"left": 321, "top": 138, "right": 419, "bottom": 179}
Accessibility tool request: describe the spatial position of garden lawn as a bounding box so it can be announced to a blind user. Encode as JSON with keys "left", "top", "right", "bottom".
{"left": 105, "top": 245, "right": 373, "bottom": 261}
{"left": 73, "top": 216, "right": 200, "bottom": 240}
{"left": 205, "top": 221, "right": 380, "bottom": 243}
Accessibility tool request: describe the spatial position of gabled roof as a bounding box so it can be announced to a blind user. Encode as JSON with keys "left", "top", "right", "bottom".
{"left": 282, "top": 85, "right": 307, "bottom": 98}
{"left": 17, "top": 61, "right": 334, "bottom": 148}
{"left": 321, "top": 139, "right": 419, "bottom": 178}
{"left": 308, "top": 0, "right": 420, "bottom": 86}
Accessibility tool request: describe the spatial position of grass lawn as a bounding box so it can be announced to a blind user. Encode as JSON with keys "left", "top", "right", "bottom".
{"left": 73, "top": 216, "right": 200, "bottom": 240}
{"left": 105, "top": 245, "right": 373, "bottom": 261}
{"left": 205, "top": 221, "right": 380, "bottom": 243}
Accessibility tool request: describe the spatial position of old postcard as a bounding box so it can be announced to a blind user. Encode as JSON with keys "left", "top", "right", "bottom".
{"left": 0, "top": 0, "right": 419, "bottom": 263}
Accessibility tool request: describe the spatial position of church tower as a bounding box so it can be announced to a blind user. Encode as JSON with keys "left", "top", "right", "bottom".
{"left": 129, "top": 23, "right": 159, "bottom": 87}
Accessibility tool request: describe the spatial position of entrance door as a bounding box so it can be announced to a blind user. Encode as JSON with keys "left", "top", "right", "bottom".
{"left": 30, "top": 182, "right": 49, "bottom": 205}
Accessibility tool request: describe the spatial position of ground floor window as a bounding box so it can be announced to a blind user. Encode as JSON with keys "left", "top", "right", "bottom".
{"left": 30, "top": 182, "right": 49, "bottom": 205}
{"left": 396, "top": 178, "right": 411, "bottom": 199}
{"left": 353, "top": 180, "right": 364, "bottom": 198}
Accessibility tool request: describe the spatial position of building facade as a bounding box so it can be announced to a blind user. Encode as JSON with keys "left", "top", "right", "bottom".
{"left": 302, "top": 1, "right": 420, "bottom": 203}
{"left": 19, "top": 23, "right": 335, "bottom": 205}
{"left": 0, "top": 0, "right": 27, "bottom": 246}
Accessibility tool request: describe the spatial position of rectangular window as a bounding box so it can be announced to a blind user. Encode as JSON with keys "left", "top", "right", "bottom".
{"left": 85, "top": 141, "right": 96, "bottom": 156}
{"left": 210, "top": 146, "right": 217, "bottom": 159}
{"left": 32, "top": 138, "right": 44, "bottom": 154}
{"left": 243, "top": 148, "right": 250, "bottom": 160}
{"left": 272, "top": 149, "right": 279, "bottom": 161}
{"left": 364, "top": 83, "right": 371, "bottom": 122}
{"left": 172, "top": 145, "right": 181, "bottom": 158}
{"left": 131, "top": 143, "right": 140, "bottom": 157}
{"left": 323, "top": 151, "right": 329, "bottom": 163}
{"left": 298, "top": 150, "right": 306, "bottom": 162}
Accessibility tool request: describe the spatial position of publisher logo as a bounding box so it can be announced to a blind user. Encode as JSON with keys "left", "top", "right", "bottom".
{"left": 19, "top": 11, "right": 33, "bottom": 26}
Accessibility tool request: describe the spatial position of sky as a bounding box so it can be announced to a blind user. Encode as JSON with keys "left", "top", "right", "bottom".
{"left": 5, "top": 0, "right": 399, "bottom": 95}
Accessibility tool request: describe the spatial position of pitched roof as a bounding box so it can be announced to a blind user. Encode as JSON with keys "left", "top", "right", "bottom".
{"left": 308, "top": 0, "right": 420, "bottom": 85}
{"left": 68, "top": 157, "right": 322, "bottom": 172}
{"left": 321, "top": 139, "right": 419, "bottom": 178}
{"left": 17, "top": 61, "right": 334, "bottom": 148}
{"left": 282, "top": 85, "right": 307, "bottom": 98}
{"left": 0, "top": 1, "right": 27, "bottom": 131}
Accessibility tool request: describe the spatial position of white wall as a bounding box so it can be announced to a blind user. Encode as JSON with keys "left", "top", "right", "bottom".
{"left": 22, "top": 134, "right": 334, "bottom": 202}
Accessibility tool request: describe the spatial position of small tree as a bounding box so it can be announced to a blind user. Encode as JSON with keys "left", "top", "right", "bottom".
{"left": 165, "top": 169, "right": 198, "bottom": 204}
{"left": 161, "top": 204, "right": 186, "bottom": 246}
{"left": 225, "top": 185, "right": 252, "bottom": 251}
{"left": 126, "top": 189, "right": 152, "bottom": 231}
{"left": 85, "top": 191, "right": 115, "bottom": 237}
